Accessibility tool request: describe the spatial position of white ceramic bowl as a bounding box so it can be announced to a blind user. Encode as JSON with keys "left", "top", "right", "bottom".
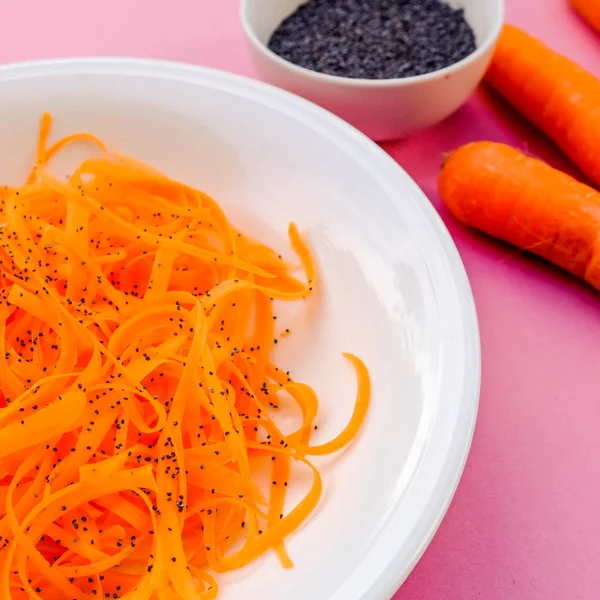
{"left": 0, "top": 58, "right": 479, "bottom": 599}
{"left": 241, "top": 0, "right": 504, "bottom": 140}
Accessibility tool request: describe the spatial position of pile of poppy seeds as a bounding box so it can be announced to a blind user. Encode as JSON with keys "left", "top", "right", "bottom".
{"left": 268, "top": 0, "right": 477, "bottom": 80}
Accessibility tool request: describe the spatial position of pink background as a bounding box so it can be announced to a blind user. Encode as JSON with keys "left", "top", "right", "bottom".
{"left": 2, "top": 0, "right": 599, "bottom": 598}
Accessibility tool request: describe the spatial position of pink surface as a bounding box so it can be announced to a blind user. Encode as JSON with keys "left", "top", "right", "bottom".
{"left": 2, "top": 1, "right": 599, "bottom": 598}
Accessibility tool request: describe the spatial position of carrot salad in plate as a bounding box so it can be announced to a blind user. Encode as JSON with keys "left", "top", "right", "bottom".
{"left": 0, "top": 114, "right": 370, "bottom": 599}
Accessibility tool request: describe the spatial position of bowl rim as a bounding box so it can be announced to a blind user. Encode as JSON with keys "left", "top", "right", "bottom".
{"left": 0, "top": 57, "right": 481, "bottom": 599}
{"left": 240, "top": 0, "right": 505, "bottom": 87}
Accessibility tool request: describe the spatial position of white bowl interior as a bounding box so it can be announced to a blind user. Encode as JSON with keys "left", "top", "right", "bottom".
{"left": 0, "top": 60, "right": 479, "bottom": 600}
{"left": 245, "top": 0, "right": 502, "bottom": 59}
{"left": 446, "top": 0, "right": 503, "bottom": 47}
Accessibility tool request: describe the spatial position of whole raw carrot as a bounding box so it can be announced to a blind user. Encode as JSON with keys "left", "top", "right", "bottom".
{"left": 485, "top": 25, "right": 600, "bottom": 187}
{"left": 439, "top": 141, "right": 600, "bottom": 290}
{"left": 571, "top": 0, "right": 600, "bottom": 33}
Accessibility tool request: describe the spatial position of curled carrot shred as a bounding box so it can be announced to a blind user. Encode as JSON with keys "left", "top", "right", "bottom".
{"left": 0, "top": 114, "right": 370, "bottom": 599}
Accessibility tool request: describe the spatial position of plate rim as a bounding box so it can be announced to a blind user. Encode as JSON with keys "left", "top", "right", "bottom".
{"left": 0, "top": 57, "right": 481, "bottom": 600}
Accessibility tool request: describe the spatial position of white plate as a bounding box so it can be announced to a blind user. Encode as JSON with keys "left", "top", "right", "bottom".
{"left": 0, "top": 59, "right": 480, "bottom": 600}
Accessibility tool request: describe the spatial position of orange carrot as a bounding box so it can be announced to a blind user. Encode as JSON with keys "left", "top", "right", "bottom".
{"left": 571, "top": 0, "right": 600, "bottom": 33}
{"left": 0, "top": 114, "right": 371, "bottom": 599}
{"left": 485, "top": 25, "right": 600, "bottom": 187}
{"left": 438, "top": 141, "right": 600, "bottom": 290}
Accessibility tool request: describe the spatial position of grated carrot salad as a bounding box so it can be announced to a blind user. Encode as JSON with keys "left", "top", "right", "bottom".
{"left": 0, "top": 114, "right": 370, "bottom": 599}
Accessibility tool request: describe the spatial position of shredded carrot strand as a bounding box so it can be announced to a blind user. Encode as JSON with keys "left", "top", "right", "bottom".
{"left": 0, "top": 114, "right": 370, "bottom": 599}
